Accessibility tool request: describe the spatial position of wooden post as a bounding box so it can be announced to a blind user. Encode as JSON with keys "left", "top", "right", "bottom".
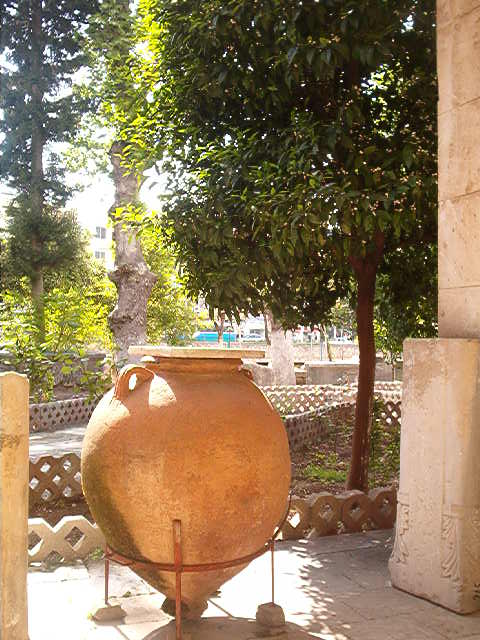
{"left": 0, "top": 372, "right": 29, "bottom": 640}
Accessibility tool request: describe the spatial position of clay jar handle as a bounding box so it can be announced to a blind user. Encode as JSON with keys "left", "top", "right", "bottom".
{"left": 114, "top": 365, "right": 155, "bottom": 401}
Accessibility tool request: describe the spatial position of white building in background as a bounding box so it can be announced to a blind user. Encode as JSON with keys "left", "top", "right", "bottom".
{"left": 72, "top": 176, "right": 115, "bottom": 270}
{"left": 85, "top": 218, "right": 114, "bottom": 270}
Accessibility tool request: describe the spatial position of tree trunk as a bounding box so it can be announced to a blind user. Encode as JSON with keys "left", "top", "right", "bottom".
{"left": 31, "top": 268, "right": 45, "bottom": 342}
{"left": 321, "top": 324, "right": 333, "bottom": 361}
{"left": 108, "top": 142, "right": 157, "bottom": 365}
{"left": 30, "top": 0, "right": 45, "bottom": 341}
{"left": 264, "top": 312, "right": 270, "bottom": 345}
{"left": 265, "top": 309, "right": 296, "bottom": 386}
{"left": 347, "top": 233, "right": 385, "bottom": 491}
{"left": 214, "top": 311, "right": 226, "bottom": 344}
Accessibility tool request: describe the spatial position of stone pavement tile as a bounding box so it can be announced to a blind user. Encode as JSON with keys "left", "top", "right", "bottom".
{"left": 344, "top": 567, "right": 391, "bottom": 590}
{"left": 117, "top": 619, "right": 170, "bottom": 639}
{"left": 288, "top": 596, "right": 367, "bottom": 628}
{"left": 116, "top": 593, "right": 168, "bottom": 624}
{"left": 29, "top": 425, "right": 85, "bottom": 458}
{"left": 28, "top": 561, "right": 89, "bottom": 584}
{"left": 342, "top": 586, "right": 435, "bottom": 620}
{"left": 141, "top": 617, "right": 327, "bottom": 639}
{"left": 333, "top": 614, "right": 447, "bottom": 640}
{"left": 289, "top": 530, "right": 394, "bottom": 557}
{"left": 411, "top": 609, "right": 480, "bottom": 639}
{"left": 86, "top": 558, "right": 156, "bottom": 599}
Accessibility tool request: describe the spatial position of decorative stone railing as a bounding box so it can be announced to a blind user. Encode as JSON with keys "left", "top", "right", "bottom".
{"left": 29, "top": 397, "right": 97, "bottom": 432}
{"left": 28, "top": 516, "right": 104, "bottom": 564}
{"left": 27, "top": 487, "right": 396, "bottom": 564}
{"left": 282, "top": 487, "right": 397, "bottom": 540}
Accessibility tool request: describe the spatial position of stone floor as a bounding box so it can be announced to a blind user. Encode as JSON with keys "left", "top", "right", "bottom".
{"left": 28, "top": 529, "right": 480, "bottom": 639}
{"left": 29, "top": 425, "right": 85, "bottom": 458}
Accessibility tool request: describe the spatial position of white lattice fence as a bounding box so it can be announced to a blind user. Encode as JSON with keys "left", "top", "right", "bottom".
{"left": 28, "top": 516, "right": 104, "bottom": 564}
{"left": 281, "top": 487, "right": 397, "bottom": 540}
{"left": 378, "top": 401, "right": 402, "bottom": 429}
{"left": 262, "top": 383, "right": 402, "bottom": 416}
{"left": 29, "top": 454, "right": 83, "bottom": 508}
{"left": 262, "top": 385, "right": 357, "bottom": 416}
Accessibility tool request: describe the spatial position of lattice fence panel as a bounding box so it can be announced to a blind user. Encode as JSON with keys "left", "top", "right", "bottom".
{"left": 262, "top": 385, "right": 357, "bottom": 416}
{"left": 29, "top": 454, "right": 83, "bottom": 508}
{"left": 377, "top": 401, "right": 402, "bottom": 430}
{"left": 28, "top": 516, "right": 104, "bottom": 564}
{"left": 262, "top": 383, "right": 402, "bottom": 417}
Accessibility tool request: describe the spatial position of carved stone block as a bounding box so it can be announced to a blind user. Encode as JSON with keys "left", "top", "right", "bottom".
{"left": 389, "top": 339, "right": 480, "bottom": 614}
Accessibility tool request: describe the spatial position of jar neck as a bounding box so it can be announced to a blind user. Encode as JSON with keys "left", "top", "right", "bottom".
{"left": 144, "top": 357, "right": 244, "bottom": 375}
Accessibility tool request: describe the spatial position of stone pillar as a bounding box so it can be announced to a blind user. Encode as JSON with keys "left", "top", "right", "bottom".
{"left": 437, "top": 1, "right": 480, "bottom": 336}
{"left": 389, "top": 2, "right": 480, "bottom": 613}
{"left": 0, "top": 373, "right": 29, "bottom": 639}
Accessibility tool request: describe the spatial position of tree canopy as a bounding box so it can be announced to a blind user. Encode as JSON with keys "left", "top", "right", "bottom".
{"left": 114, "top": 0, "right": 437, "bottom": 489}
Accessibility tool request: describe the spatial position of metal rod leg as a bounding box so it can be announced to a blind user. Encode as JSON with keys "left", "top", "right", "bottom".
{"left": 105, "top": 553, "right": 110, "bottom": 605}
{"left": 175, "top": 570, "right": 182, "bottom": 640}
{"left": 271, "top": 540, "right": 275, "bottom": 604}
{"left": 173, "top": 520, "right": 183, "bottom": 640}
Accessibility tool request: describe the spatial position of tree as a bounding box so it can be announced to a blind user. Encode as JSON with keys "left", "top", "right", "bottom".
{"left": 85, "top": 0, "right": 157, "bottom": 364}
{"left": 0, "top": 252, "right": 115, "bottom": 401}
{"left": 0, "top": 0, "right": 99, "bottom": 339}
{"left": 374, "top": 242, "right": 437, "bottom": 371}
{"left": 141, "top": 226, "right": 198, "bottom": 345}
{"left": 121, "top": 0, "right": 437, "bottom": 490}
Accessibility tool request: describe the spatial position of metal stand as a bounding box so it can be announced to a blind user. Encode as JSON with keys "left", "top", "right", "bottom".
{"left": 104, "top": 516, "right": 283, "bottom": 640}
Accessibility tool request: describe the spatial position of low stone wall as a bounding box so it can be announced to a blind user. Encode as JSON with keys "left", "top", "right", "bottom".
{"left": 306, "top": 362, "right": 359, "bottom": 385}
{"left": 29, "top": 397, "right": 97, "bottom": 432}
{"left": 284, "top": 403, "right": 354, "bottom": 451}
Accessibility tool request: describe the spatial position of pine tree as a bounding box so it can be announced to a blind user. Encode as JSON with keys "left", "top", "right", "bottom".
{"left": 0, "top": 0, "right": 98, "bottom": 338}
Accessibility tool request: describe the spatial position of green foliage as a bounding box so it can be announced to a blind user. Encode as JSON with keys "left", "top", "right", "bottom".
{"left": 374, "top": 243, "right": 437, "bottom": 364}
{"left": 6, "top": 204, "right": 86, "bottom": 282}
{"left": 0, "top": 265, "right": 115, "bottom": 401}
{"left": 303, "top": 452, "right": 347, "bottom": 483}
{"left": 369, "top": 398, "right": 401, "bottom": 486}
{"left": 141, "top": 227, "right": 198, "bottom": 345}
{"left": 0, "top": 0, "right": 98, "bottom": 204}
{"left": 113, "top": 0, "right": 437, "bottom": 332}
{"left": 329, "top": 298, "right": 357, "bottom": 339}
{"left": 0, "top": 0, "right": 99, "bottom": 335}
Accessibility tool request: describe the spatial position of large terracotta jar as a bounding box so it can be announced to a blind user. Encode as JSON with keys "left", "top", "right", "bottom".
{"left": 81, "top": 347, "right": 291, "bottom": 610}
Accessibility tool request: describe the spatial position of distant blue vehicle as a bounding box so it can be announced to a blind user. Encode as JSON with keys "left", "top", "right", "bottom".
{"left": 193, "top": 331, "right": 237, "bottom": 343}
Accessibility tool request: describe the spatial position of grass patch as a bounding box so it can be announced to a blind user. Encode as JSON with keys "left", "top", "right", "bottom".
{"left": 303, "top": 463, "right": 347, "bottom": 483}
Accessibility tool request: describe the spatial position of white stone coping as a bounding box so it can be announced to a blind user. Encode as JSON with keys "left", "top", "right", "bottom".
{"left": 129, "top": 345, "right": 265, "bottom": 359}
